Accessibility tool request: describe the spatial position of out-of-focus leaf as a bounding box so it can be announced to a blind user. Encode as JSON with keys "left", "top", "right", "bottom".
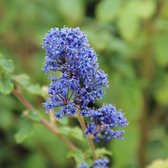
{"left": 0, "top": 79, "right": 14, "bottom": 95}
{"left": 60, "top": 126, "right": 85, "bottom": 142}
{"left": 111, "top": 126, "right": 140, "bottom": 168}
{"left": 25, "top": 154, "right": 47, "bottom": 168}
{"left": 153, "top": 33, "right": 168, "bottom": 67}
{"left": 154, "top": 75, "right": 168, "bottom": 105}
{"left": 84, "top": 28, "right": 113, "bottom": 52}
{"left": 27, "top": 111, "right": 40, "bottom": 122}
{"left": 118, "top": 0, "right": 155, "bottom": 41}
{"left": 0, "top": 109, "right": 13, "bottom": 130}
{"left": 134, "top": 0, "right": 156, "bottom": 19}
{"left": 26, "top": 84, "right": 43, "bottom": 95}
{"left": 147, "top": 159, "right": 168, "bottom": 168}
{"left": 14, "top": 122, "right": 34, "bottom": 143}
{"left": 68, "top": 149, "right": 85, "bottom": 166}
{"left": 57, "top": 117, "right": 69, "bottom": 125}
{"left": 96, "top": 148, "right": 112, "bottom": 157}
{"left": 96, "top": 0, "right": 122, "bottom": 23}
{"left": 13, "top": 74, "right": 46, "bottom": 97}
{"left": 56, "top": 0, "right": 84, "bottom": 24}
{"left": 102, "top": 74, "right": 142, "bottom": 121}
{"left": 118, "top": 8, "right": 139, "bottom": 41}
{"left": 25, "top": 123, "right": 68, "bottom": 167}
{"left": 0, "top": 53, "right": 14, "bottom": 74}
{"left": 13, "top": 74, "right": 30, "bottom": 86}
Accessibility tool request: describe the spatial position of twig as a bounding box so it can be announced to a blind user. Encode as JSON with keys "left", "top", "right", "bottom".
{"left": 12, "top": 87, "right": 76, "bottom": 150}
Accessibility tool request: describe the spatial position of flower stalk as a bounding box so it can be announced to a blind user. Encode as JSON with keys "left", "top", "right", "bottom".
{"left": 76, "top": 107, "right": 98, "bottom": 160}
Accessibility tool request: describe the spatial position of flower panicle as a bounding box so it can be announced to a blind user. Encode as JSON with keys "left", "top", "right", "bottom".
{"left": 42, "top": 27, "right": 128, "bottom": 142}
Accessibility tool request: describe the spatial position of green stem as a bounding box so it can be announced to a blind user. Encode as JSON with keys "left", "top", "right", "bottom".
{"left": 76, "top": 107, "right": 98, "bottom": 160}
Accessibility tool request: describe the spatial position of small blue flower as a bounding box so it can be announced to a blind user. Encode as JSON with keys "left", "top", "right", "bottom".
{"left": 93, "top": 158, "right": 109, "bottom": 168}
{"left": 78, "top": 162, "right": 89, "bottom": 168}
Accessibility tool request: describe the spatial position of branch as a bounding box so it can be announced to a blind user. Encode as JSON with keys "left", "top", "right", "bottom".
{"left": 12, "top": 86, "right": 76, "bottom": 150}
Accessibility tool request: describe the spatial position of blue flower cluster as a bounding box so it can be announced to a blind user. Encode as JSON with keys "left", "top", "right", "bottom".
{"left": 93, "top": 158, "right": 109, "bottom": 168}
{"left": 78, "top": 162, "right": 89, "bottom": 168}
{"left": 78, "top": 158, "right": 109, "bottom": 168}
{"left": 84, "top": 105, "right": 128, "bottom": 142}
{"left": 42, "top": 27, "right": 128, "bottom": 141}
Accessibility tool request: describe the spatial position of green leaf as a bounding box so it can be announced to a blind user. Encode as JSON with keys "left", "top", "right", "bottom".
{"left": 28, "top": 111, "right": 40, "bottom": 122}
{"left": 96, "top": 0, "right": 122, "bottom": 23}
{"left": 13, "top": 74, "right": 46, "bottom": 97}
{"left": 96, "top": 148, "right": 112, "bottom": 157}
{"left": 111, "top": 126, "right": 140, "bottom": 168}
{"left": 68, "top": 149, "right": 85, "bottom": 166}
{"left": 154, "top": 75, "right": 168, "bottom": 105}
{"left": 118, "top": 7, "right": 140, "bottom": 41}
{"left": 13, "top": 74, "right": 30, "bottom": 86}
{"left": 0, "top": 79, "right": 14, "bottom": 95}
{"left": 14, "top": 122, "right": 34, "bottom": 143}
{"left": 0, "top": 53, "right": 14, "bottom": 74}
{"left": 25, "top": 154, "right": 47, "bottom": 168}
{"left": 147, "top": 159, "right": 168, "bottom": 168}
{"left": 26, "top": 84, "right": 43, "bottom": 95}
{"left": 56, "top": 0, "right": 84, "bottom": 24}
{"left": 57, "top": 117, "right": 69, "bottom": 125}
{"left": 117, "top": 0, "right": 155, "bottom": 41}
{"left": 153, "top": 33, "right": 168, "bottom": 67}
{"left": 135, "top": 0, "right": 156, "bottom": 19}
{"left": 59, "top": 126, "right": 85, "bottom": 142}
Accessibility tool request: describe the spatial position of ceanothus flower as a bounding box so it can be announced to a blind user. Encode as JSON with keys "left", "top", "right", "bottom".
{"left": 42, "top": 27, "right": 128, "bottom": 142}
{"left": 84, "top": 105, "right": 128, "bottom": 141}
{"left": 78, "top": 159, "right": 109, "bottom": 168}
{"left": 42, "top": 27, "right": 108, "bottom": 116}
{"left": 78, "top": 163, "right": 89, "bottom": 168}
{"left": 93, "top": 158, "right": 109, "bottom": 168}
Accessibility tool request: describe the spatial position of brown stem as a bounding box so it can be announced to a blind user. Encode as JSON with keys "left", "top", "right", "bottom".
{"left": 138, "top": 20, "right": 155, "bottom": 168}
{"left": 76, "top": 107, "right": 98, "bottom": 160}
{"left": 12, "top": 87, "right": 76, "bottom": 150}
{"left": 13, "top": 87, "right": 35, "bottom": 111}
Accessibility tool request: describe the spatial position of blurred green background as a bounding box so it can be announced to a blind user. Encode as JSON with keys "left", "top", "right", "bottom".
{"left": 0, "top": 0, "right": 168, "bottom": 167}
